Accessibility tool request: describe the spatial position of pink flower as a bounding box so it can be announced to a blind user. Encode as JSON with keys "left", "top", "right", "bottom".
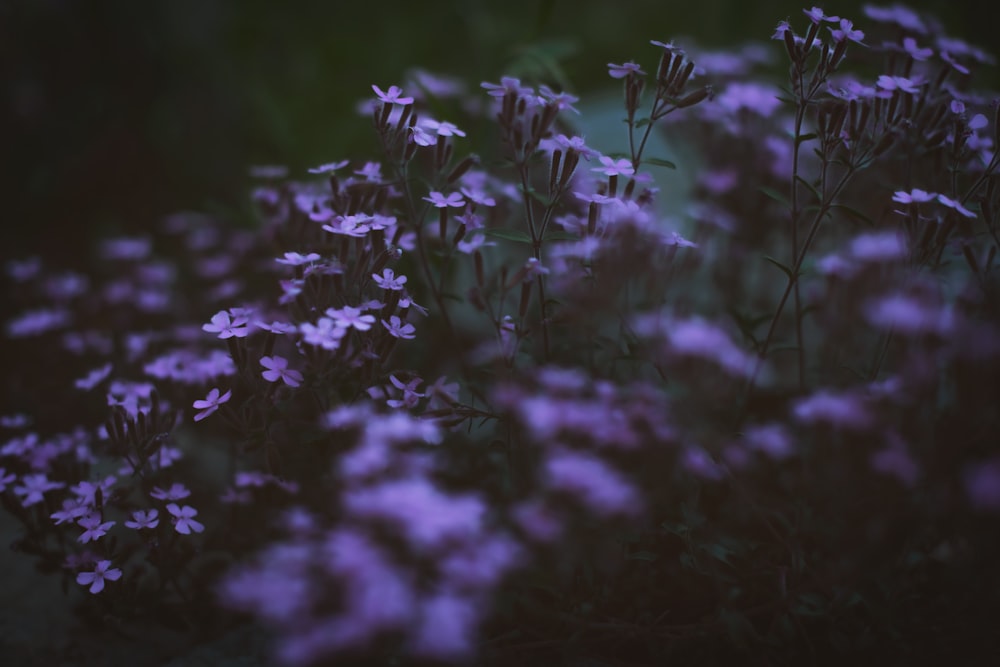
{"left": 76, "top": 560, "right": 122, "bottom": 594}
{"left": 166, "top": 503, "right": 205, "bottom": 534}
{"left": 193, "top": 387, "right": 232, "bottom": 422}
{"left": 260, "top": 355, "right": 303, "bottom": 387}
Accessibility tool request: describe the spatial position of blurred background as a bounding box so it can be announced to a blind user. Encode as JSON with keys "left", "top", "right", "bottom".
{"left": 2, "top": 0, "right": 995, "bottom": 265}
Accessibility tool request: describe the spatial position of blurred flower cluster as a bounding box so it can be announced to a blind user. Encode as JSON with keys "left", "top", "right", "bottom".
{"left": 2, "top": 4, "right": 1000, "bottom": 664}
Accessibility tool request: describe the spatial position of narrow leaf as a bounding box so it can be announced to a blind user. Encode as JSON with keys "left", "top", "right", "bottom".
{"left": 644, "top": 156, "right": 677, "bottom": 170}
{"left": 763, "top": 255, "right": 796, "bottom": 280}
{"left": 759, "top": 186, "right": 790, "bottom": 208}
{"left": 485, "top": 228, "right": 533, "bottom": 243}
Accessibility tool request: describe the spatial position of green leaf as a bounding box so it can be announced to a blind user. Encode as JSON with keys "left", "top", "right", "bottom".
{"left": 795, "top": 132, "right": 818, "bottom": 145}
{"left": 829, "top": 203, "right": 875, "bottom": 226}
{"left": 758, "top": 186, "right": 790, "bottom": 208}
{"left": 543, "top": 231, "right": 580, "bottom": 242}
{"left": 794, "top": 174, "right": 822, "bottom": 202}
{"left": 484, "top": 228, "right": 533, "bottom": 244}
{"left": 633, "top": 117, "right": 651, "bottom": 128}
{"left": 627, "top": 550, "right": 659, "bottom": 562}
{"left": 763, "top": 255, "right": 796, "bottom": 280}
{"left": 643, "top": 156, "right": 677, "bottom": 170}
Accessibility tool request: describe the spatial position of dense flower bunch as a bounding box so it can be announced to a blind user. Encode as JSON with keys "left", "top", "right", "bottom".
{"left": 3, "top": 4, "right": 1000, "bottom": 665}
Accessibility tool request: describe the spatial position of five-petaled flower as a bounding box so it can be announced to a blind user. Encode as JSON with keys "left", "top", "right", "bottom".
{"left": 77, "top": 560, "right": 122, "bottom": 594}
{"left": 193, "top": 387, "right": 232, "bottom": 422}
{"left": 77, "top": 514, "right": 115, "bottom": 543}
{"left": 372, "top": 84, "right": 413, "bottom": 105}
{"left": 202, "top": 310, "right": 251, "bottom": 339}
{"left": 372, "top": 268, "right": 408, "bottom": 291}
{"left": 592, "top": 156, "right": 635, "bottom": 177}
{"left": 424, "top": 191, "right": 466, "bottom": 208}
{"left": 166, "top": 503, "right": 205, "bottom": 534}
{"left": 382, "top": 316, "right": 417, "bottom": 340}
{"left": 829, "top": 19, "right": 865, "bottom": 44}
{"left": 892, "top": 188, "right": 937, "bottom": 204}
{"left": 260, "top": 355, "right": 303, "bottom": 387}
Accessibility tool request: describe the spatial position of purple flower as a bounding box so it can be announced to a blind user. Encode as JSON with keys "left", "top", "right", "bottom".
{"left": 386, "top": 375, "right": 425, "bottom": 409}
{"left": 804, "top": 7, "right": 840, "bottom": 24}
{"left": 327, "top": 306, "right": 376, "bottom": 332}
{"left": 829, "top": 18, "right": 865, "bottom": 44}
{"left": 76, "top": 560, "right": 122, "bottom": 594}
{"left": 202, "top": 310, "right": 250, "bottom": 339}
{"left": 591, "top": 155, "right": 635, "bottom": 177}
{"left": 901, "top": 37, "right": 933, "bottom": 61}
{"left": 151, "top": 482, "right": 190, "bottom": 501}
{"left": 74, "top": 363, "right": 112, "bottom": 391}
{"left": 260, "top": 356, "right": 304, "bottom": 387}
{"left": 607, "top": 61, "right": 645, "bottom": 79}
{"left": 545, "top": 450, "right": 641, "bottom": 516}
{"left": 124, "top": 509, "right": 159, "bottom": 530}
{"left": 76, "top": 514, "right": 115, "bottom": 544}
{"left": 193, "top": 387, "right": 232, "bottom": 422}
{"left": 876, "top": 75, "right": 923, "bottom": 94}
{"left": 77, "top": 514, "right": 115, "bottom": 543}
{"left": 793, "top": 391, "right": 872, "bottom": 430}
{"left": 307, "top": 159, "right": 349, "bottom": 175}
{"left": 423, "top": 191, "right": 466, "bottom": 208}
{"left": 50, "top": 498, "right": 90, "bottom": 525}
{"left": 14, "top": 473, "right": 64, "bottom": 507}
{"left": 381, "top": 316, "right": 417, "bottom": 340}
{"left": 850, "top": 231, "right": 908, "bottom": 262}
{"left": 372, "top": 268, "right": 408, "bottom": 291}
{"left": 937, "top": 194, "right": 976, "bottom": 218}
{"left": 166, "top": 503, "right": 205, "bottom": 534}
{"left": 344, "top": 478, "right": 485, "bottom": 550}
{"left": 275, "top": 252, "right": 321, "bottom": 266}
{"left": 419, "top": 119, "right": 466, "bottom": 138}
{"left": 300, "top": 318, "right": 346, "bottom": 350}
{"left": 892, "top": 188, "right": 937, "bottom": 204}
{"left": 372, "top": 84, "right": 413, "bottom": 105}
{"left": 863, "top": 4, "right": 927, "bottom": 34}
{"left": 410, "top": 592, "right": 478, "bottom": 660}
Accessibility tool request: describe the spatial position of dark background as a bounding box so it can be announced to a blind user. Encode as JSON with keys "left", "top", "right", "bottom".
{"left": 2, "top": 0, "right": 996, "bottom": 265}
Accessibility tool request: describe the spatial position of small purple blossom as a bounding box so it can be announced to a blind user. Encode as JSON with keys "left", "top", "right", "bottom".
{"left": 166, "top": 503, "right": 205, "bottom": 534}
{"left": 381, "top": 316, "right": 417, "bottom": 340}
{"left": 125, "top": 509, "right": 160, "bottom": 530}
{"left": 937, "top": 194, "right": 976, "bottom": 218}
{"left": 372, "top": 268, "right": 408, "bottom": 291}
{"left": 829, "top": 18, "right": 865, "bottom": 44}
{"left": 424, "top": 191, "right": 466, "bottom": 208}
{"left": 76, "top": 560, "right": 122, "bottom": 594}
{"left": 77, "top": 514, "right": 116, "bottom": 543}
{"left": 14, "top": 473, "right": 64, "bottom": 507}
{"left": 607, "top": 61, "right": 645, "bottom": 79}
{"left": 892, "top": 188, "right": 937, "bottom": 204}
{"left": 804, "top": 7, "right": 840, "bottom": 24}
{"left": 372, "top": 84, "right": 413, "bottom": 105}
{"left": 202, "top": 310, "right": 251, "bottom": 339}
{"left": 591, "top": 155, "right": 635, "bottom": 177}
{"left": 193, "top": 387, "right": 232, "bottom": 422}
{"left": 260, "top": 356, "right": 303, "bottom": 387}
{"left": 151, "top": 483, "right": 191, "bottom": 501}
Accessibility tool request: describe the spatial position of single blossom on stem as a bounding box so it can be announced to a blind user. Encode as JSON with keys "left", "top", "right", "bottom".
{"left": 76, "top": 560, "right": 122, "bottom": 594}
{"left": 193, "top": 387, "right": 232, "bottom": 422}
{"left": 260, "top": 356, "right": 303, "bottom": 387}
{"left": 166, "top": 503, "right": 205, "bottom": 534}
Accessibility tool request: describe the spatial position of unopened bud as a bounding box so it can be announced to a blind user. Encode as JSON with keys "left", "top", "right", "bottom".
{"left": 676, "top": 86, "right": 713, "bottom": 109}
